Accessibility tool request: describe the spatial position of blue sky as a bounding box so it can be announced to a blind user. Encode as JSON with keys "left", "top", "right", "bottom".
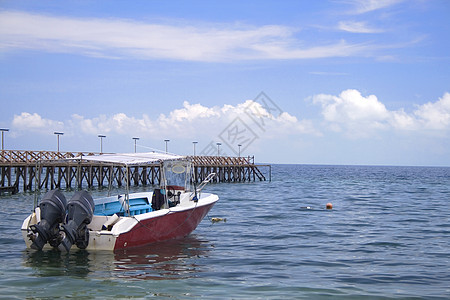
{"left": 1, "top": 0, "right": 449, "bottom": 166}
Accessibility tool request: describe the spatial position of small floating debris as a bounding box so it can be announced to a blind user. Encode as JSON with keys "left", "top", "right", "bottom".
{"left": 300, "top": 203, "right": 334, "bottom": 210}
{"left": 211, "top": 217, "right": 227, "bottom": 223}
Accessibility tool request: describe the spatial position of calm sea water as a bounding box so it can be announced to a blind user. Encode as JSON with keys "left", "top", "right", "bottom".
{"left": 0, "top": 165, "right": 449, "bottom": 299}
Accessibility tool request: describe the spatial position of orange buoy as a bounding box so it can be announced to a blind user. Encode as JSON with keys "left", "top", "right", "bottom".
{"left": 326, "top": 203, "right": 333, "bottom": 209}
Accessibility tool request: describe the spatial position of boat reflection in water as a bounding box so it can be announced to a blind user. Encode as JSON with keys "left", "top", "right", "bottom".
{"left": 110, "top": 236, "right": 211, "bottom": 280}
{"left": 23, "top": 235, "right": 211, "bottom": 280}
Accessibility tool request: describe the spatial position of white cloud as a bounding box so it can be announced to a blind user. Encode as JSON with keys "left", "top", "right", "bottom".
{"left": 312, "top": 89, "right": 389, "bottom": 133}
{"left": 0, "top": 10, "right": 377, "bottom": 61}
{"left": 347, "top": 0, "right": 405, "bottom": 14}
{"left": 311, "top": 90, "right": 450, "bottom": 137}
{"left": 275, "top": 112, "right": 319, "bottom": 136}
{"left": 389, "top": 109, "right": 416, "bottom": 130}
{"left": 12, "top": 112, "right": 64, "bottom": 133}
{"left": 414, "top": 92, "right": 450, "bottom": 130}
{"left": 11, "top": 100, "right": 315, "bottom": 144}
{"left": 157, "top": 101, "right": 222, "bottom": 129}
{"left": 12, "top": 93, "right": 449, "bottom": 148}
{"left": 70, "top": 113, "right": 154, "bottom": 136}
{"left": 338, "top": 21, "right": 383, "bottom": 33}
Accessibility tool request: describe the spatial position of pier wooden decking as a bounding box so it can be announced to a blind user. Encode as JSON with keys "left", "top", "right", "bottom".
{"left": 0, "top": 150, "right": 270, "bottom": 193}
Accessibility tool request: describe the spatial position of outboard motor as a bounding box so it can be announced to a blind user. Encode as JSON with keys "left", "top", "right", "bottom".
{"left": 30, "top": 190, "right": 67, "bottom": 250}
{"left": 59, "top": 191, "right": 95, "bottom": 252}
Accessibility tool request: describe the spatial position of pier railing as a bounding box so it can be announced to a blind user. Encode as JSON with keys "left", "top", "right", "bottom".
{"left": 0, "top": 150, "right": 270, "bottom": 194}
{"left": 0, "top": 150, "right": 95, "bottom": 164}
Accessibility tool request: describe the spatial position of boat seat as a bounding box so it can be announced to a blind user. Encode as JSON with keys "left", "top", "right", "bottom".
{"left": 94, "top": 201, "right": 124, "bottom": 216}
{"left": 94, "top": 197, "right": 153, "bottom": 216}
{"left": 129, "top": 204, "right": 153, "bottom": 216}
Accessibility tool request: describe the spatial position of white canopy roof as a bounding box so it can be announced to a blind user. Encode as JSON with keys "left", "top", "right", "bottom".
{"left": 75, "top": 152, "right": 186, "bottom": 166}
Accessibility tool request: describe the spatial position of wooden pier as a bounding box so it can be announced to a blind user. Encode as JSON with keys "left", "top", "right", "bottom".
{"left": 0, "top": 150, "right": 270, "bottom": 193}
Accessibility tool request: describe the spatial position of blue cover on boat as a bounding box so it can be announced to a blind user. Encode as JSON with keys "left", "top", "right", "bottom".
{"left": 94, "top": 197, "right": 153, "bottom": 216}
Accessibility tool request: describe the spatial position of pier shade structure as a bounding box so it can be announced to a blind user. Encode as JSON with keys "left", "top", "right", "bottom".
{"left": 0, "top": 150, "right": 270, "bottom": 193}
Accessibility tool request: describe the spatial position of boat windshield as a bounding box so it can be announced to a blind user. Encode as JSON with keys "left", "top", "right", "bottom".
{"left": 162, "top": 160, "right": 192, "bottom": 191}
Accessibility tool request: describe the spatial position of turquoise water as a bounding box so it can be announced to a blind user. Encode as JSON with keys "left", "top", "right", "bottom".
{"left": 1, "top": 165, "right": 449, "bottom": 299}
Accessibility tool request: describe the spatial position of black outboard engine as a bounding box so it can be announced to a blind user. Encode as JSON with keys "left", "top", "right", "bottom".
{"left": 59, "top": 191, "right": 95, "bottom": 252}
{"left": 30, "top": 190, "right": 67, "bottom": 250}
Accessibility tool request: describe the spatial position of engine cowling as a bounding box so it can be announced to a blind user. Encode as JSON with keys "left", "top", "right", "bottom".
{"left": 59, "top": 191, "right": 95, "bottom": 252}
{"left": 30, "top": 190, "right": 67, "bottom": 250}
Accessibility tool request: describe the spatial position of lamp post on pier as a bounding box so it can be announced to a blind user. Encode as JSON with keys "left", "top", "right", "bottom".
{"left": 192, "top": 141, "right": 198, "bottom": 156}
{"left": 132, "top": 137, "right": 139, "bottom": 153}
{"left": 54, "top": 132, "right": 64, "bottom": 152}
{"left": 216, "top": 142, "right": 221, "bottom": 156}
{"left": 98, "top": 135, "right": 106, "bottom": 154}
{"left": 164, "top": 139, "right": 170, "bottom": 153}
{"left": 238, "top": 144, "right": 242, "bottom": 157}
{"left": 0, "top": 128, "right": 9, "bottom": 151}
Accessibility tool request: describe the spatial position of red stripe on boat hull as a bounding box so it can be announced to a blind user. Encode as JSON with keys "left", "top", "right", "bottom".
{"left": 114, "top": 202, "right": 215, "bottom": 250}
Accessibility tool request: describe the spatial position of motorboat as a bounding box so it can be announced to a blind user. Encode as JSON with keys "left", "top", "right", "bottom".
{"left": 21, "top": 152, "right": 218, "bottom": 251}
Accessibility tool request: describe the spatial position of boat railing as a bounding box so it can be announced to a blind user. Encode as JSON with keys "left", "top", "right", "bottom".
{"left": 196, "top": 173, "right": 216, "bottom": 193}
